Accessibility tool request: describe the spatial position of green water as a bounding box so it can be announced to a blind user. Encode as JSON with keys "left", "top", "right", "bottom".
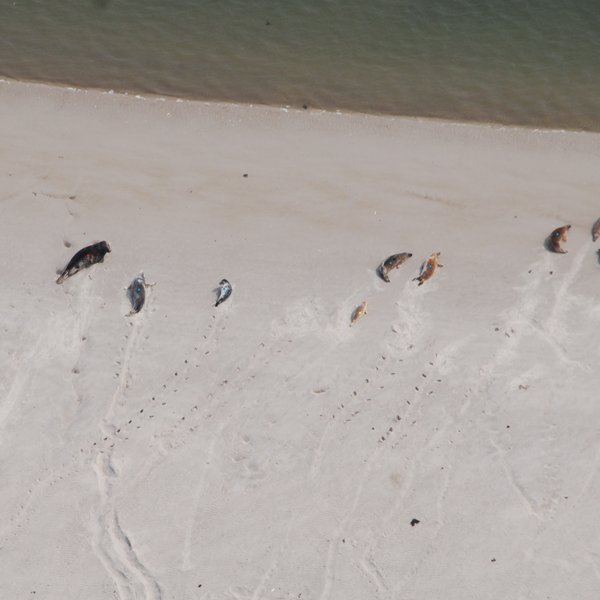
{"left": 1, "top": 0, "right": 599, "bottom": 130}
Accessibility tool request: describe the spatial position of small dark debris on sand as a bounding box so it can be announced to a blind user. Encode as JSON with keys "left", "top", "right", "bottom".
{"left": 410, "top": 518, "right": 420, "bottom": 526}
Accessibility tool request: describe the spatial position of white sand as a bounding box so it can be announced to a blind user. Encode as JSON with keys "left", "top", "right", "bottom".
{"left": 1, "top": 79, "right": 600, "bottom": 599}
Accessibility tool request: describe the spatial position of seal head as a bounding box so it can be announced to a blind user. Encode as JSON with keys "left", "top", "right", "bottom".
{"left": 547, "top": 225, "right": 570, "bottom": 253}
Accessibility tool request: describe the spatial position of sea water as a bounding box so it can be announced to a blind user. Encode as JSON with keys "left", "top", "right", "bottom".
{"left": 1, "top": 0, "right": 599, "bottom": 130}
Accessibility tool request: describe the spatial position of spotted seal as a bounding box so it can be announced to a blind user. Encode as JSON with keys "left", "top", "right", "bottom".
{"left": 413, "top": 252, "right": 443, "bottom": 286}
{"left": 127, "top": 273, "right": 151, "bottom": 315}
{"left": 378, "top": 252, "right": 413, "bottom": 282}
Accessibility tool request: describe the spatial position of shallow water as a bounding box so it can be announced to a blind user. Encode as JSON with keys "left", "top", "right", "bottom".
{"left": 1, "top": 0, "right": 599, "bottom": 130}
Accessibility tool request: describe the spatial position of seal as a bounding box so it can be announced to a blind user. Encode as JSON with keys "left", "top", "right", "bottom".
{"left": 547, "top": 225, "right": 570, "bottom": 253}
{"left": 413, "top": 252, "right": 443, "bottom": 286}
{"left": 592, "top": 218, "right": 600, "bottom": 242}
{"left": 215, "top": 279, "right": 232, "bottom": 307}
{"left": 56, "top": 241, "right": 111, "bottom": 284}
{"left": 350, "top": 301, "right": 368, "bottom": 326}
{"left": 126, "top": 273, "right": 151, "bottom": 316}
{"left": 378, "top": 252, "right": 413, "bottom": 282}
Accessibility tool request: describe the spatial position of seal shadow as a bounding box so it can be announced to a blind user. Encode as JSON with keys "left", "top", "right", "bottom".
{"left": 596, "top": 249, "right": 600, "bottom": 265}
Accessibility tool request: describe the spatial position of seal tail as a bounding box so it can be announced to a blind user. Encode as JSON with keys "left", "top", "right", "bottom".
{"left": 377, "top": 265, "right": 389, "bottom": 283}
{"left": 56, "top": 270, "right": 69, "bottom": 284}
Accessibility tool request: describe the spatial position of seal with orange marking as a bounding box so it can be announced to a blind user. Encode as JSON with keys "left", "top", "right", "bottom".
{"left": 547, "top": 225, "right": 570, "bottom": 253}
{"left": 378, "top": 252, "right": 412, "bottom": 282}
{"left": 350, "top": 301, "right": 368, "bottom": 326}
{"left": 413, "top": 252, "right": 443, "bottom": 286}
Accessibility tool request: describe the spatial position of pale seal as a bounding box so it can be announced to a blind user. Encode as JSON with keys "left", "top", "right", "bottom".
{"left": 215, "top": 279, "right": 232, "bottom": 307}
{"left": 56, "top": 241, "right": 111, "bottom": 284}
{"left": 350, "top": 301, "right": 368, "bottom": 326}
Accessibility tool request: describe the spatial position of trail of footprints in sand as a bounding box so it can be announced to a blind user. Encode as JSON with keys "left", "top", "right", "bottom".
{"left": 312, "top": 288, "right": 471, "bottom": 598}
{"left": 386, "top": 243, "right": 591, "bottom": 591}
{"left": 465, "top": 245, "right": 593, "bottom": 543}
{"left": 91, "top": 311, "right": 163, "bottom": 600}
{"left": 1, "top": 277, "right": 99, "bottom": 544}
{"left": 88, "top": 310, "right": 268, "bottom": 455}
{"left": 312, "top": 233, "right": 595, "bottom": 595}
{"left": 81, "top": 299, "right": 286, "bottom": 589}
{"left": 5, "top": 222, "right": 595, "bottom": 596}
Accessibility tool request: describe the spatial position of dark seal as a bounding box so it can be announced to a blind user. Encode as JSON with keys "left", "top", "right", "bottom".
{"left": 56, "top": 241, "right": 111, "bottom": 284}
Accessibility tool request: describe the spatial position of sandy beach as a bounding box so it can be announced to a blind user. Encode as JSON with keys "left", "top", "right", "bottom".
{"left": 1, "top": 79, "right": 600, "bottom": 599}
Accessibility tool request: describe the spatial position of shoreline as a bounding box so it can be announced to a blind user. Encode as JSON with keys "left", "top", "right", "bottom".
{"left": 2, "top": 75, "right": 599, "bottom": 137}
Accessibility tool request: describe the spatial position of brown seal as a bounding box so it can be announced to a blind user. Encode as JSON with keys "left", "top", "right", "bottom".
{"left": 592, "top": 219, "right": 600, "bottom": 242}
{"left": 547, "top": 225, "right": 570, "bottom": 253}
{"left": 350, "top": 301, "right": 368, "bottom": 326}
{"left": 378, "top": 252, "right": 412, "bottom": 282}
{"left": 413, "top": 252, "right": 443, "bottom": 286}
